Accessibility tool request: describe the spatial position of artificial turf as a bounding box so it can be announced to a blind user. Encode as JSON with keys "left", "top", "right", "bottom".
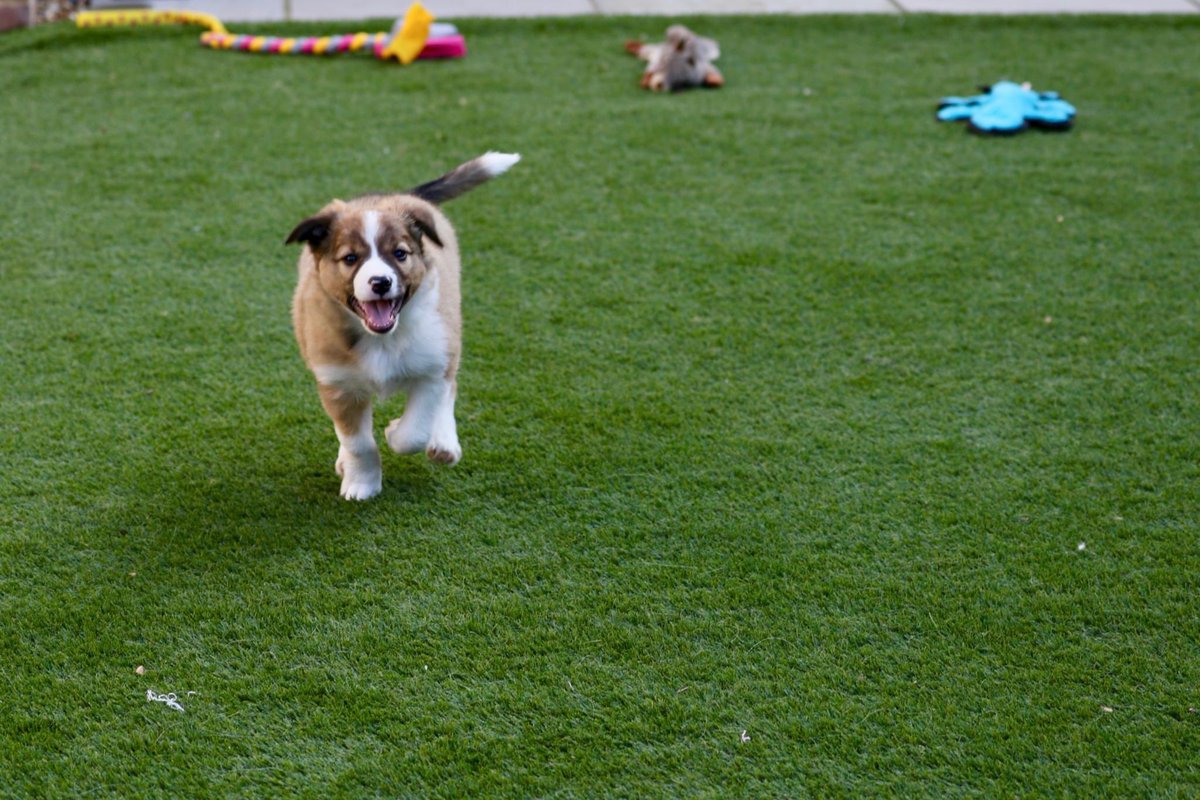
{"left": 1, "top": 11, "right": 1198, "bottom": 797}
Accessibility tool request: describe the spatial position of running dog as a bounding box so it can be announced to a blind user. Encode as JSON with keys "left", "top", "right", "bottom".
{"left": 286, "top": 152, "right": 520, "bottom": 499}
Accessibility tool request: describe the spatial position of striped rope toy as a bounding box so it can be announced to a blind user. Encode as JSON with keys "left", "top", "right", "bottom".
{"left": 75, "top": 3, "right": 443, "bottom": 65}
{"left": 201, "top": 31, "right": 390, "bottom": 57}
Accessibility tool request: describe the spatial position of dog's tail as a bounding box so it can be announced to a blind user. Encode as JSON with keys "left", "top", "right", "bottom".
{"left": 408, "top": 151, "right": 521, "bottom": 204}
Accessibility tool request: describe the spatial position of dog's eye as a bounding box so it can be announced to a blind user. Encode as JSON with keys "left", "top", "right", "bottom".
{"left": 342, "top": 253, "right": 359, "bottom": 266}
{"left": 393, "top": 249, "right": 408, "bottom": 262}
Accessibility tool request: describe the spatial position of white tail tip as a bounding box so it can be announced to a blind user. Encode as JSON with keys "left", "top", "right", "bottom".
{"left": 480, "top": 151, "right": 521, "bottom": 176}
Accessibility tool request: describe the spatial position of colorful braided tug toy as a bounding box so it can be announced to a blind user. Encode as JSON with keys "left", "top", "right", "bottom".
{"left": 75, "top": 3, "right": 466, "bottom": 65}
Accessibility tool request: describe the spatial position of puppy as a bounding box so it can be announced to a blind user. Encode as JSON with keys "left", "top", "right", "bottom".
{"left": 626, "top": 25, "right": 723, "bottom": 92}
{"left": 286, "top": 152, "right": 520, "bottom": 500}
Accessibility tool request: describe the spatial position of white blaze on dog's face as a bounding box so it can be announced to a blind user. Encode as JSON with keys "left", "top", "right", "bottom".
{"left": 289, "top": 200, "right": 442, "bottom": 335}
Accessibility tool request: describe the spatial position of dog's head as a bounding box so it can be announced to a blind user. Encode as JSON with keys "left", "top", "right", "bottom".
{"left": 286, "top": 198, "right": 442, "bottom": 335}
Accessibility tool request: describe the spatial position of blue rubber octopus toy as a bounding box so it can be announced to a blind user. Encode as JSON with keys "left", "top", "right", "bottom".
{"left": 937, "top": 81, "right": 1076, "bottom": 135}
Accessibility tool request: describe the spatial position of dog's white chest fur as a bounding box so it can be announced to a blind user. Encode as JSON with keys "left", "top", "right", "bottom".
{"left": 313, "top": 276, "right": 448, "bottom": 399}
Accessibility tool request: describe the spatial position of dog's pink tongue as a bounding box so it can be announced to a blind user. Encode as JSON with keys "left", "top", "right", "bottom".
{"left": 363, "top": 300, "right": 394, "bottom": 329}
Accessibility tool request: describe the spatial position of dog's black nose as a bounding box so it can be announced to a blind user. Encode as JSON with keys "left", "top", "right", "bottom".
{"left": 368, "top": 275, "right": 392, "bottom": 296}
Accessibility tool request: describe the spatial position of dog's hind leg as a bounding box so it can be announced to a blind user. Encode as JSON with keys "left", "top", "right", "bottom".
{"left": 384, "top": 377, "right": 460, "bottom": 465}
{"left": 320, "top": 385, "right": 382, "bottom": 501}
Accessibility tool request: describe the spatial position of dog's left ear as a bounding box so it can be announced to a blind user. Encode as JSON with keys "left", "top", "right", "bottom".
{"left": 285, "top": 212, "right": 335, "bottom": 249}
{"left": 285, "top": 201, "right": 345, "bottom": 250}
{"left": 405, "top": 206, "right": 443, "bottom": 251}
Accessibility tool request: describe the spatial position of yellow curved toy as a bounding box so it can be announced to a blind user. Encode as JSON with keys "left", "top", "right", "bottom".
{"left": 76, "top": 9, "right": 226, "bottom": 34}
{"left": 76, "top": 3, "right": 432, "bottom": 65}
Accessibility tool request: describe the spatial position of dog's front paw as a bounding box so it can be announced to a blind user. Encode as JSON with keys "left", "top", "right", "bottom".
{"left": 385, "top": 418, "right": 426, "bottom": 455}
{"left": 340, "top": 472, "right": 382, "bottom": 501}
{"left": 426, "top": 442, "right": 461, "bottom": 466}
{"left": 336, "top": 445, "right": 382, "bottom": 500}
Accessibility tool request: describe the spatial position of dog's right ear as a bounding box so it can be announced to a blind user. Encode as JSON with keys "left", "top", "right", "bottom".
{"left": 405, "top": 205, "right": 443, "bottom": 251}
{"left": 285, "top": 213, "right": 335, "bottom": 249}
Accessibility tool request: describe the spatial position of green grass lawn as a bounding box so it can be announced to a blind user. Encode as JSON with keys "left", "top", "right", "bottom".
{"left": 1, "top": 11, "right": 1198, "bottom": 796}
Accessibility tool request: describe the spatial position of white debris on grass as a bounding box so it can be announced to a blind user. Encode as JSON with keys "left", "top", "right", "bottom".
{"left": 146, "top": 689, "right": 195, "bottom": 713}
{"left": 1077, "top": 542, "right": 1086, "bottom": 551}
{"left": 740, "top": 730, "right": 751, "bottom": 743}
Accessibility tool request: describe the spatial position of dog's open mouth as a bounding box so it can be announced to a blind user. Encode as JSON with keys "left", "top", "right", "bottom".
{"left": 349, "top": 297, "right": 404, "bottom": 334}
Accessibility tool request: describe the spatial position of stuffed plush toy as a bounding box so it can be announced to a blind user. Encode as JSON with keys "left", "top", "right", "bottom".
{"left": 937, "top": 81, "right": 1076, "bottom": 135}
{"left": 625, "top": 25, "right": 723, "bottom": 92}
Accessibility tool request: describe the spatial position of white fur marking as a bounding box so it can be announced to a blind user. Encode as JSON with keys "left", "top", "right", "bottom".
{"left": 335, "top": 405, "right": 381, "bottom": 500}
{"left": 335, "top": 405, "right": 375, "bottom": 456}
{"left": 426, "top": 381, "right": 461, "bottom": 464}
{"left": 384, "top": 377, "right": 456, "bottom": 458}
{"left": 353, "top": 210, "right": 398, "bottom": 303}
{"left": 384, "top": 378, "right": 460, "bottom": 464}
{"left": 363, "top": 210, "right": 379, "bottom": 251}
{"left": 357, "top": 274, "right": 447, "bottom": 395}
{"left": 312, "top": 364, "right": 364, "bottom": 391}
{"left": 480, "top": 152, "right": 521, "bottom": 176}
{"left": 310, "top": 273, "right": 448, "bottom": 401}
